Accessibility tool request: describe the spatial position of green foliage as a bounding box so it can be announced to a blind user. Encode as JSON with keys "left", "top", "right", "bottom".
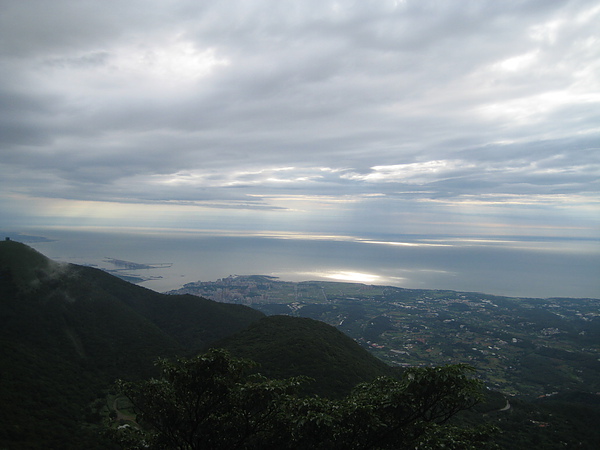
{"left": 112, "top": 349, "right": 309, "bottom": 449}
{"left": 111, "top": 350, "right": 490, "bottom": 449}
{"left": 305, "top": 364, "right": 487, "bottom": 449}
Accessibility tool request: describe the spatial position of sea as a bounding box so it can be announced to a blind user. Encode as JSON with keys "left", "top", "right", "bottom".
{"left": 6, "top": 226, "right": 599, "bottom": 299}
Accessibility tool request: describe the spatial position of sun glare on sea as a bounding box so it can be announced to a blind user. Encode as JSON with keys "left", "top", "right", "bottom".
{"left": 323, "top": 271, "right": 381, "bottom": 283}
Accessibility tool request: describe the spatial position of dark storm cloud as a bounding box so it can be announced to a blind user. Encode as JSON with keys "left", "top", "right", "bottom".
{"left": 0, "top": 0, "right": 598, "bottom": 235}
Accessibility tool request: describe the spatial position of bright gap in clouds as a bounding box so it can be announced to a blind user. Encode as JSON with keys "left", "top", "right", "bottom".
{"left": 106, "top": 40, "right": 230, "bottom": 85}
{"left": 41, "top": 37, "right": 230, "bottom": 93}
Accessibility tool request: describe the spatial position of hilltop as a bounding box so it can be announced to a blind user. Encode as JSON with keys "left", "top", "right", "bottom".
{"left": 215, "top": 314, "right": 395, "bottom": 398}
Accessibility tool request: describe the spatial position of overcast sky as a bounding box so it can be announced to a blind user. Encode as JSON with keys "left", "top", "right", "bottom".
{"left": 1, "top": 0, "right": 599, "bottom": 241}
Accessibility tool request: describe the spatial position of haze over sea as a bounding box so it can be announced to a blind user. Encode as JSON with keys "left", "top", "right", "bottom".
{"left": 15, "top": 226, "right": 599, "bottom": 299}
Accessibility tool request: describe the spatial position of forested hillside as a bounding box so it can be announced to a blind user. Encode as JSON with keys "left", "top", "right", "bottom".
{"left": 0, "top": 242, "right": 395, "bottom": 448}
{"left": 0, "top": 241, "right": 263, "bottom": 448}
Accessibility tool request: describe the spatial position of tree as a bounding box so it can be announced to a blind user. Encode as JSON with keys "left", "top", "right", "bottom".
{"left": 287, "top": 364, "right": 491, "bottom": 449}
{"left": 109, "top": 349, "right": 495, "bottom": 449}
{"left": 111, "top": 349, "right": 307, "bottom": 449}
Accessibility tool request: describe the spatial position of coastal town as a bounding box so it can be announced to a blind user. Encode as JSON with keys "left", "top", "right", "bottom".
{"left": 169, "top": 275, "right": 600, "bottom": 398}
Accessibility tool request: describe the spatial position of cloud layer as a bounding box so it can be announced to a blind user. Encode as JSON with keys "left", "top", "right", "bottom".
{"left": 1, "top": 0, "right": 598, "bottom": 238}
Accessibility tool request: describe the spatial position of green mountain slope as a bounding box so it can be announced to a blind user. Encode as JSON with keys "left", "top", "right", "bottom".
{"left": 0, "top": 241, "right": 398, "bottom": 448}
{"left": 0, "top": 241, "right": 264, "bottom": 448}
{"left": 215, "top": 315, "right": 396, "bottom": 397}
{"left": 56, "top": 262, "right": 266, "bottom": 353}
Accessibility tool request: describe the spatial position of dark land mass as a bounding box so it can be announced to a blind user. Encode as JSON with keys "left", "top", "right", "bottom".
{"left": 0, "top": 241, "right": 391, "bottom": 449}
{"left": 171, "top": 275, "right": 600, "bottom": 448}
{"left": 1, "top": 242, "right": 599, "bottom": 448}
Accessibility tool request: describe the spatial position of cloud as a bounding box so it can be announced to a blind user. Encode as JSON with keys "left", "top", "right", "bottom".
{"left": 0, "top": 0, "right": 598, "bottom": 239}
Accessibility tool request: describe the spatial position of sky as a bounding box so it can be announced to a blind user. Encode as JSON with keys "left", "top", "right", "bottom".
{"left": 1, "top": 1, "right": 599, "bottom": 292}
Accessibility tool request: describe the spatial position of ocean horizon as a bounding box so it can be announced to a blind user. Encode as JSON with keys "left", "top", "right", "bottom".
{"left": 6, "top": 226, "right": 598, "bottom": 300}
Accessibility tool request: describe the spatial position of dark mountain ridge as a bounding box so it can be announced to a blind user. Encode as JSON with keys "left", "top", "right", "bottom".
{"left": 0, "top": 241, "right": 392, "bottom": 448}
{"left": 0, "top": 241, "right": 265, "bottom": 448}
